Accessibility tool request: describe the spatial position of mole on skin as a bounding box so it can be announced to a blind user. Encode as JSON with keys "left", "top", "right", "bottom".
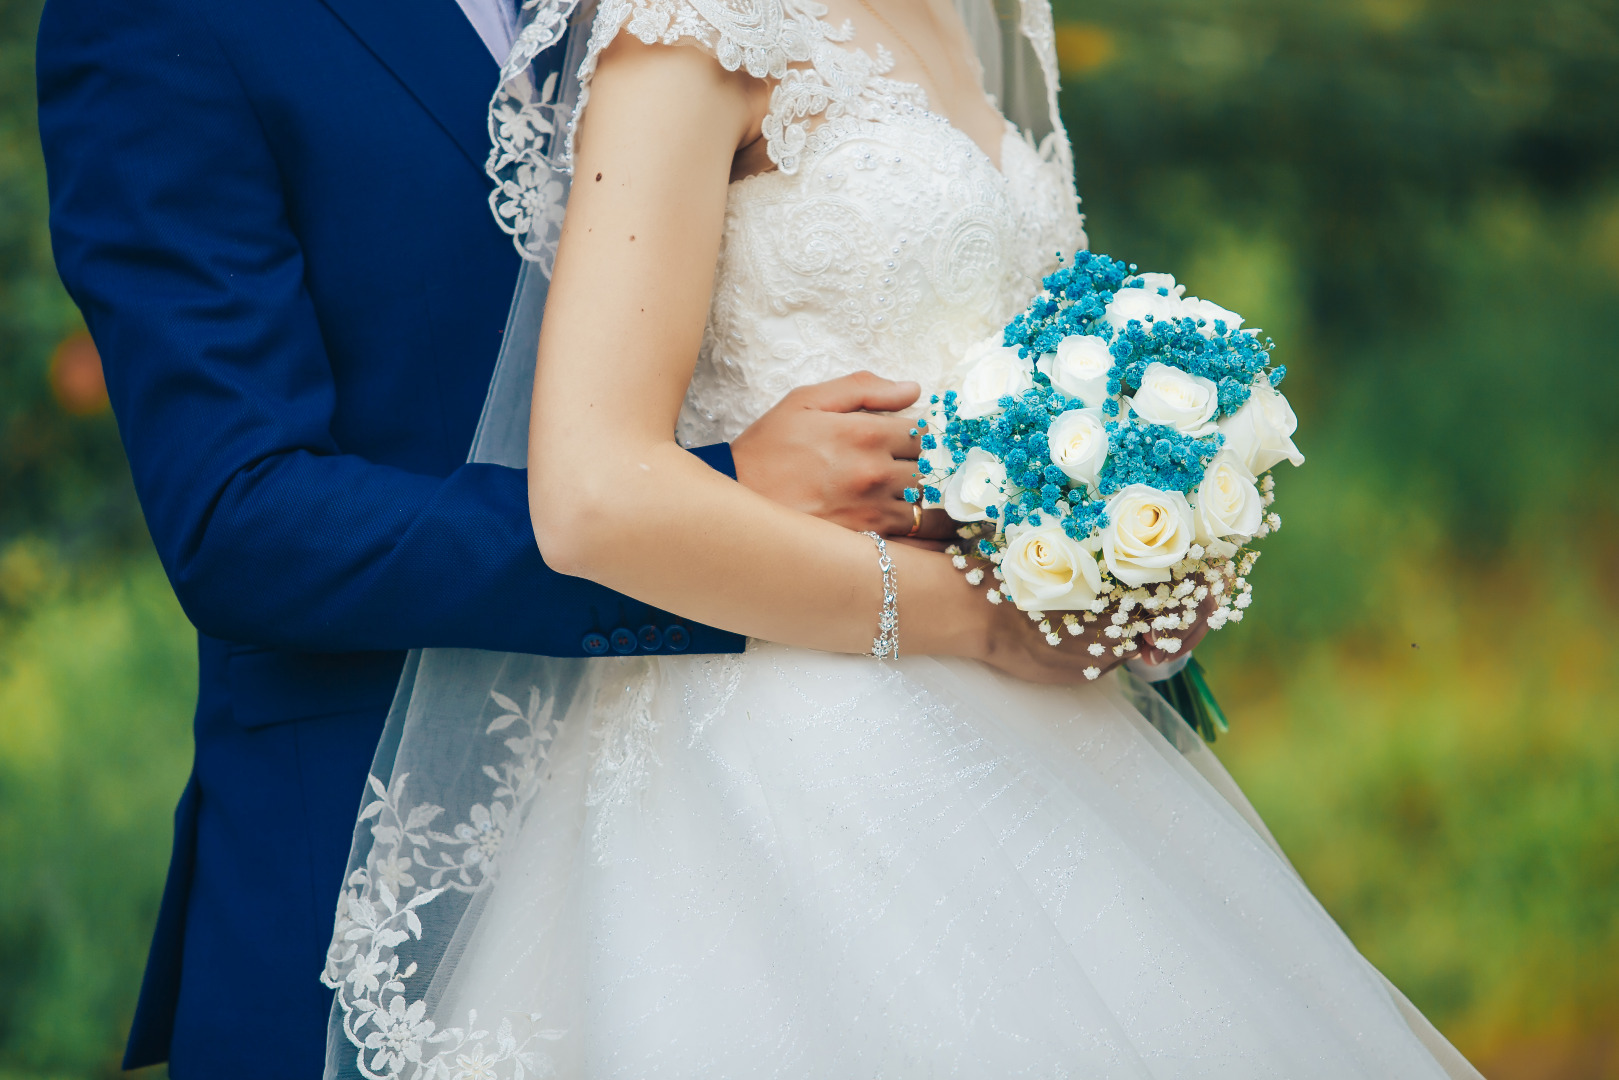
{"left": 595, "top": 172, "right": 602, "bottom": 181}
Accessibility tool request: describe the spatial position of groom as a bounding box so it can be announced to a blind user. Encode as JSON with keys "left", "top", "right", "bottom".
{"left": 36, "top": 0, "right": 949, "bottom": 1074}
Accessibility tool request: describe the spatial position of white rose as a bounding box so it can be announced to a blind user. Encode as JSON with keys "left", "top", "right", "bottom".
{"left": 1102, "top": 286, "right": 1184, "bottom": 332}
{"left": 1101, "top": 484, "right": 1196, "bottom": 587}
{"left": 941, "top": 447, "right": 1009, "bottom": 523}
{"left": 1192, "top": 454, "right": 1263, "bottom": 548}
{"left": 1046, "top": 408, "right": 1109, "bottom": 489}
{"left": 1179, "top": 296, "right": 1245, "bottom": 339}
{"left": 1217, "top": 379, "right": 1305, "bottom": 474}
{"left": 955, "top": 336, "right": 1034, "bottom": 420}
{"left": 1129, "top": 272, "right": 1186, "bottom": 299}
{"left": 1000, "top": 521, "right": 1103, "bottom": 612}
{"left": 1036, "top": 334, "right": 1113, "bottom": 405}
{"left": 1125, "top": 362, "right": 1219, "bottom": 437}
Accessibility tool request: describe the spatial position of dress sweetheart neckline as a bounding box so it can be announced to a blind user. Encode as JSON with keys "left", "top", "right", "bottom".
{"left": 730, "top": 109, "right": 1019, "bottom": 191}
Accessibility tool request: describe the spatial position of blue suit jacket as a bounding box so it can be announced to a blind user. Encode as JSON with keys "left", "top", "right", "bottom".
{"left": 36, "top": 0, "right": 745, "bottom": 1072}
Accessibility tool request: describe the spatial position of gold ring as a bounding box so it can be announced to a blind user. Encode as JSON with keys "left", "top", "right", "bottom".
{"left": 907, "top": 502, "right": 923, "bottom": 537}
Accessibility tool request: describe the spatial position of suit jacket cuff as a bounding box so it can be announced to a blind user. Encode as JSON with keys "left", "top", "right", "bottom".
{"left": 687, "top": 442, "right": 736, "bottom": 479}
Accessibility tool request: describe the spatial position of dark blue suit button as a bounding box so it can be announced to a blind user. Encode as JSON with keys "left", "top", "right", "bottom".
{"left": 663, "top": 624, "right": 690, "bottom": 652}
{"left": 582, "top": 631, "right": 611, "bottom": 656}
{"left": 638, "top": 624, "right": 664, "bottom": 652}
{"left": 609, "top": 627, "right": 638, "bottom": 655}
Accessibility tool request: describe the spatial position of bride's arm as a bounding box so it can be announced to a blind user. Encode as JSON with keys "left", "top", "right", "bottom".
{"left": 530, "top": 37, "right": 1103, "bottom": 678}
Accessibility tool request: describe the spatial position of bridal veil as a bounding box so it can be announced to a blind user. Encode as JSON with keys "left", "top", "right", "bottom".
{"left": 321, "top": 0, "right": 1070, "bottom": 1075}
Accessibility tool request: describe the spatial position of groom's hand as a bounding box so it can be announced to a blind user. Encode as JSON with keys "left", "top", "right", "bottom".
{"left": 731, "top": 372, "right": 958, "bottom": 541}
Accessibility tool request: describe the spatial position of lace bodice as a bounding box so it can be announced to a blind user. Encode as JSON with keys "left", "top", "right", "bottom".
{"left": 679, "top": 111, "right": 1084, "bottom": 441}
{"left": 570, "top": 0, "right": 1087, "bottom": 439}
{"left": 488, "top": 0, "right": 1086, "bottom": 429}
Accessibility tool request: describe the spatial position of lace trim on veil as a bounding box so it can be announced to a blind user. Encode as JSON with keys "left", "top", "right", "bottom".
{"left": 322, "top": 672, "right": 575, "bottom": 1078}
{"left": 321, "top": 655, "right": 745, "bottom": 1079}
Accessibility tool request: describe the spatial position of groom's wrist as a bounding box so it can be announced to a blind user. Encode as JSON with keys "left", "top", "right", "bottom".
{"left": 686, "top": 442, "right": 736, "bottom": 479}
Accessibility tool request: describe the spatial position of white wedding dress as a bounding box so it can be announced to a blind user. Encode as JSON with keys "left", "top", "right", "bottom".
{"left": 322, "top": 0, "right": 1483, "bottom": 1075}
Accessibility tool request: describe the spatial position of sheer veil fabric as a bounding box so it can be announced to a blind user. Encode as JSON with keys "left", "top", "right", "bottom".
{"left": 319, "top": 0, "right": 1484, "bottom": 1076}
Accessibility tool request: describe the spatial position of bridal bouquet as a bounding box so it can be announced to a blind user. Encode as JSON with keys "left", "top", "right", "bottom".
{"left": 910, "top": 252, "right": 1303, "bottom": 730}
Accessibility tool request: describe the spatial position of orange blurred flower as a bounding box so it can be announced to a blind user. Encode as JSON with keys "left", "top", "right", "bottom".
{"left": 1055, "top": 23, "right": 1117, "bottom": 78}
{"left": 49, "top": 330, "right": 108, "bottom": 416}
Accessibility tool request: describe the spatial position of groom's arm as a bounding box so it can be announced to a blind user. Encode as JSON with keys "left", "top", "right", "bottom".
{"left": 36, "top": 0, "right": 734, "bottom": 655}
{"left": 37, "top": 0, "right": 939, "bottom": 655}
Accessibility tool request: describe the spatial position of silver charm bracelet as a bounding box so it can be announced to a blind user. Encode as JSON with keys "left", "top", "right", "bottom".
{"left": 861, "top": 531, "right": 899, "bottom": 659}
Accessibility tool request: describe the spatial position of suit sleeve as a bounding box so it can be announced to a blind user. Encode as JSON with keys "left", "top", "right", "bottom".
{"left": 36, "top": 0, "right": 744, "bottom": 655}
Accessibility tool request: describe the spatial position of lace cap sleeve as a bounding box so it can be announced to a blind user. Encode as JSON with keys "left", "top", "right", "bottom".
{"left": 568, "top": 0, "right": 819, "bottom": 162}
{"left": 487, "top": 0, "right": 818, "bottom": 266}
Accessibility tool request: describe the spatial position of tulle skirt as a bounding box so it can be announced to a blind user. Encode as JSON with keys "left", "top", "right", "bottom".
{"left": 419, "top": 644, "right": 1479, "bottom": 1079}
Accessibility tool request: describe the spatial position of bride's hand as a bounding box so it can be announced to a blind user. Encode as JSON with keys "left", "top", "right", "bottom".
{"left": 979, "top": 599, "right": 1132, "bottom": 685}
{"left": 731, "top": 371, "right": 957, "bottom": 542}
{"left": 908, "top": 553, "right": 1127, "bottom": 685}
{"left": 1134, "top": 584, "right": 1223, "bottom": 666}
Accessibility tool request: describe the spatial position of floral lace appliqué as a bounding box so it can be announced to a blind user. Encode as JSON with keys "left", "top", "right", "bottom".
{"left": 323, "top": 687, "right": 567, "bottom": 1079}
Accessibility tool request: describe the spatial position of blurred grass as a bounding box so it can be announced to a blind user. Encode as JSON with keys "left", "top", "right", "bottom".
{"left": 0, "top": 552, "right": 192, "bottom": 1077}
{"left": 1, "top": 0, "right": 1617, "bottom": 1074}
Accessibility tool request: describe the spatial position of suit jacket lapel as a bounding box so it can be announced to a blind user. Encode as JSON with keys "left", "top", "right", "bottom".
{"left": 318, "top": 0, "right": 499, "bottom": 172}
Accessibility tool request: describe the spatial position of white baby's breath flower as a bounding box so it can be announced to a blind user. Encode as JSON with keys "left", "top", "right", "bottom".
{"left": 1083, "top": 666, "right": 1102, "bottom": 681}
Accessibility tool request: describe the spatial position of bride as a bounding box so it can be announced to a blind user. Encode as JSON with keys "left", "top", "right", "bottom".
{"left": 323, "top": 0, "right": 1484, "bottom": 1075}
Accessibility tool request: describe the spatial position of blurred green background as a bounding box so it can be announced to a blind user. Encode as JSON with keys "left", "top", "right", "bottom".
{"left": 1, "top": 0, "right": 1616, "bottom": 1074}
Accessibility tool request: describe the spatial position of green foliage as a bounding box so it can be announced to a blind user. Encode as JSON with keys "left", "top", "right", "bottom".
{"left": 1059, "top": 0, "right": 1619, "bottom": 547}
{"left": 0, "top": 554, "right": 193, "bottom": 1077}
{"left": 0, "top": 0, "right": 143, "bottom": 558}
{"left": 1051, "top": 6, "right": 1619, "bottom": 1064}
